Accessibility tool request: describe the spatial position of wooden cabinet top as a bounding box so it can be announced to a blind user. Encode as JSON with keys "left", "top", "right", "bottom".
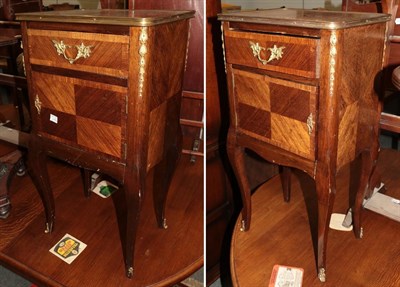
{"left": 16, "top": 9, "right": 195, "bottom": 26}
{"left": 218, "top": 8, "right": 390, "bottom": 29}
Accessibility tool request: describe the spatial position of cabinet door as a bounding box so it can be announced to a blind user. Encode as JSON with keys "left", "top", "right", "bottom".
{"left": 32, "top": 71, "right": 127, "bottom": 159}
{"left": 232, "top": 69, "right": 317, "bottom": 160}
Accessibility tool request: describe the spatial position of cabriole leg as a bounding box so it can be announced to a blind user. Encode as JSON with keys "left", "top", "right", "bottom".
{"left": 315, "top": 170, "right": 336, "bottom": 283}
{"left": 227, "top": 133, "right": 251, "bottom": 231}
{"left": 27, "top": 145, "right": 54, "bottom": 233}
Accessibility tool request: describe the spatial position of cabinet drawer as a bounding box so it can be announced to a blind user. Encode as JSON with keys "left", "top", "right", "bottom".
{"left": 32, "top": 71, "right": 127, "bottom": 158}
{"left": 225, "top": 30, "right": 318, "bottom": 78}
{"left": 27, "top": 29, "right": 130, "bottom": 78}
{"left": 232, "top": 69, "right": 317, "bottom": 160}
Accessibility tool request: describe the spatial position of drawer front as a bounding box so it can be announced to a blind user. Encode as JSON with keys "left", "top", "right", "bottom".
{"left": 27, "top": 29, "right": 130, "bottom": 78}
{"left": 32, "top": 71, "right": 127, "bottom": 159}
{"left": 232, "top": 69, "right": 317, "bottom": 160}
{"left": 225, "top": 30, "right": 318, "bottom": 78}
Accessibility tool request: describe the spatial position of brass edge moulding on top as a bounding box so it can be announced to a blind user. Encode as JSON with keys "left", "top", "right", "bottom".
{"left": 15, "top": 9, "right": 195, "bottom": 27}
{"left": 217, "top": 8, "right": 391, "bottom": 30}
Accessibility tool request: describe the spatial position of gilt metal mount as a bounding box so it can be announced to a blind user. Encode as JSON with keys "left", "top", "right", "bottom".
{"left": 52, "top": 40, "right": 93, "bottom": 64}
{"left": 249, "top": 42, "right": 285, "bottom": 65}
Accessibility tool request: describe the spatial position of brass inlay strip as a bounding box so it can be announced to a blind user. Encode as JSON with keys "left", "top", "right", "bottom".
{"left": 220, "top": 23, "right": 227, "bottom": 74}
{"left": 138, "top": 27, "right": 148, "bottom": 98}
{"left": 329, "top": 31, "right": 337, "bottom": 97}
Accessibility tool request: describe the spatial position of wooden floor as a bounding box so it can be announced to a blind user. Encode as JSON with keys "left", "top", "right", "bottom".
{"left": 231, "top": 149, "right": 400, "bottom": 287}
{"left": 0, "top": 152, "right": 203, "bottom": 287}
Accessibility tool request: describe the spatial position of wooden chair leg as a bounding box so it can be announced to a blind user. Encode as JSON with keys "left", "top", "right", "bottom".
{"left": 0, "top": 150, "right": 23, "bottom": 218}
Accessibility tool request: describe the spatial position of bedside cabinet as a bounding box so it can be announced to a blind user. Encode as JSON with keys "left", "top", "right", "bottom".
{"left": 219, "top": 8, "right": 389, "bottom": 282}
{"left": 17, "top": 9, "right": 194, "bottom": 278}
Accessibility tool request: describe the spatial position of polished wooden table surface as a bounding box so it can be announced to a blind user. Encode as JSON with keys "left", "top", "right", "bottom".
{"left": 0, "top": 154, "right": 203, "bottom": 286}
{"left": 231, "top": 148, "right": 400, "bottom": 287}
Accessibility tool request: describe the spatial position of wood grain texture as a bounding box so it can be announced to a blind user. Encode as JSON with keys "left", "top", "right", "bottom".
{"left": 336, "top": 24, "right": 385, "bottom": 170}
{"left": 222, "top": 10, "right": 387, "bottom": 281}
{"left": 224, "top": 29, "right": 318, "bottom": 78}
{"left": 20, "top": 12, "right": 192, "bottom": 278}
{"left": 0, "top": 154, "right": 203, "bottom": 286}
{"left": 232, "top": 68, "right": 316, "bottom": 160}
{"left": 76, "top": 117, "right": 122, "bottom": 158}
{"left": 27, "top": 29, "right": 130, "bottom": 78}
{"left": 231, "top": 149, "right": 400, "bottom": 287}
{"left": 205, "top": 0, "right": 235, "bottom": 283}
{"left": 131, "top": 0, "right": 204, "bottom": 93}
{"left": 32, "top": 71, "right": 127, "bottom": 158}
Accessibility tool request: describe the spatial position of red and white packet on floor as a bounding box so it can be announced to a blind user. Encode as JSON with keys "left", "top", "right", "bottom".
{"left": 268, "top": 264, "right": 304, "bottom": 287}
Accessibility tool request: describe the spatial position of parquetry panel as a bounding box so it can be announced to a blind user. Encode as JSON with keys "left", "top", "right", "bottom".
{"left": 147, "top": 101, "right": 167, "bottom": 170}
{"left": 33, "top": 72, "right": 76, "bottom": 114}
{"left": 76, "top": 117, "right": 121, "bottom": 158}
{"left": 337, "top": 101, "right": 359, "bottom": 169}
{"left": 237, "top": 103, "right": 271, "bottom": 138}
{"left": 234, "top": 70, "right": 270, "bottom": 111}
{"left": 270, "top": 82, "right": 310, "bottom": 122}
{"left": 40, "top": 108, "right": 77, "bottom": 143}
{"left": 270, "top": 113, "right": 311, "bottom": 158}
{"left": 75, "top": 85, "right": 123, "bottom": 126}
{"left": 233, "top": 68, "right": 316, "bottom": 160}
{"left": 33, "top": 71, "right": 126, "bottom": 159}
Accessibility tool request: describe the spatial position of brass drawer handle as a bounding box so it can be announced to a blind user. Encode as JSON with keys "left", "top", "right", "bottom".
{"left": 52, "top": 40, "right": 93, "bottom": 64}
{"left": 249, "top": 41, "right": 285, "bottom": 65}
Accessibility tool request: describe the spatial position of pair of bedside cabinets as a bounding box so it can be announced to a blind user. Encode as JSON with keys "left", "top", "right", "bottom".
{"left": 15, "top": 7, "right": 390, "bottom": 283}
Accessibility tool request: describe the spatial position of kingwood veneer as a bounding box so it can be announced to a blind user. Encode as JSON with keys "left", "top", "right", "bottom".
{"left": 16, "top": 9, "right": 194, "bottom": 278}
{"left": 219, "top": 8, "right": 389, "bottom": 282}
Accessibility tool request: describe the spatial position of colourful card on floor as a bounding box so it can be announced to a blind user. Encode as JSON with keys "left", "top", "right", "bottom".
{"left": 92, "top": 180, "right": 118, "bottom": 198}
{"left": 268, "top": 264, "right": 304, "bottom": 287}
{"left": 49, "top": 234, "right": 87, "bottom": 264}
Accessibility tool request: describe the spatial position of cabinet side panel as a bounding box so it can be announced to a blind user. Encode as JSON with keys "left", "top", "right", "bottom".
{"left": 336, "top": 23, "right": 386, "bottom": 170}
{"left": 146, "top": 20, "right": 189, "bottom": 170}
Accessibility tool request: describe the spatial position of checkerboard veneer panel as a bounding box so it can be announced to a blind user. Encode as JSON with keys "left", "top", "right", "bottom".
{"left": 76, "top": 117, "right": 122, "bottom": 158}
{"left": 40, "top": 108, "right": 77, "bottom": 142}
{"left": 237, "top": 103, "right": 271, "bottom": 138}
{"left": 33, "top": 71, "right": 126, "bottom": 158}
{"left": 33, "top": 73, "right": 76, "bottom": 114}
{"left": 75, "top": 85, "right": 123, "bottom": 126}
{"left": 234, "top": 69, "right": 316, "bottom": 160}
